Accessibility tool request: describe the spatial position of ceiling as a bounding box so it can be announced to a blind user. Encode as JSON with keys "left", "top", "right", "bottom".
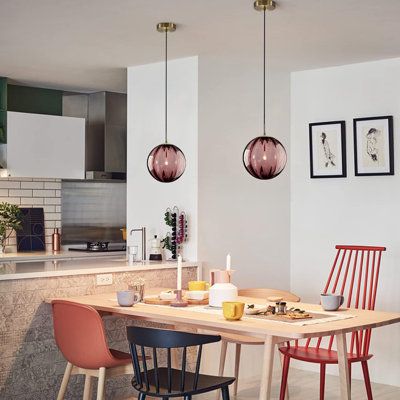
{"left": 1, "top": 0, "right": 400, "bottom": 93}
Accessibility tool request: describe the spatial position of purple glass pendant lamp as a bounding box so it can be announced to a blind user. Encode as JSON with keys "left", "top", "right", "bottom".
{"left": 147, "top": 22, "right": 186, "bottom": 183}
{"left": 243, "top": 0, "right": 287, "bottom": 180}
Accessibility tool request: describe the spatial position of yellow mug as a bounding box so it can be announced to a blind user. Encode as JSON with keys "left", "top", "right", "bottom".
{"left": 188, "top": 281, "right": 209, "bottom": 291}
{"left": 222, "top": 302, "right": 245, "bottom": 321}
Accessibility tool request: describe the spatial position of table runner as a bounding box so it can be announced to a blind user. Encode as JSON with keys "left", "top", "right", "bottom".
{"left": 133, "top": 301, "right": 355, "bottom": 326}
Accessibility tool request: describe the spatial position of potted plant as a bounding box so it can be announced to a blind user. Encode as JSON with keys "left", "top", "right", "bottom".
{"left": 0, "top": 202, "right": 23, "bottom": 253}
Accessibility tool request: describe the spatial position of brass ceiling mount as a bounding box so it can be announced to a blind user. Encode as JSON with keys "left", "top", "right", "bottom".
{"left": 157, "top": 22, "right": 177, "bottom": 33}
{"left": 254, "top": 0, "right": 276, "bottom": 12}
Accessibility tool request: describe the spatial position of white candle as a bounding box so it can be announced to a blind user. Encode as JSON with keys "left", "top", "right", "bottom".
{"left": 177, "top": 255, "right": 182, "bottom": 290}
{"left": 226, "top": 254, "right": 231, "bottom": 271}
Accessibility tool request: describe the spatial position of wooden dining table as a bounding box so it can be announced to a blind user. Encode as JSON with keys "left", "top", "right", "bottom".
{"left": 49, "top": 289, "right": 400, "bottom": 400}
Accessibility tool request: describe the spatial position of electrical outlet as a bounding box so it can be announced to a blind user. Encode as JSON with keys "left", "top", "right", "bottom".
{"left": 96, "top": 274, "right": 113, "bottom": 286}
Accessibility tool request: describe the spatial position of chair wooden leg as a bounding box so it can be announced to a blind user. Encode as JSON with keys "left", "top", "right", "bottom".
{"left": 320, "top": 364, "right": 326, "bottom": 400}
{"left": 279, "top": 356, "right": 290, "bottom": 400}
{"left": 233, "top": 343, "right": 241, "bottom": 395}
{"left": 221, "top": 386, "right": 230, "bottom": 400}
{"left": 361, "top": 361, "right": 373, "bottom": 400}
{"left": 96, "top": 367, "right": 106, "bottom": 400}
{"left": 278, "top": 344, "right": 290, "bottom": 400}
{"left": 184, "top": 396, "right": 192, "bottom": 400}
{"left": 83, "top": 374, "right": 93, "bottom": 400}
{"left": 57, "top": 361, "right": 73, "bottom": 400}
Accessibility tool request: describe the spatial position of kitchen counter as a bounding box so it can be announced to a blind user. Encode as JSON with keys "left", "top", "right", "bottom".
{"left": 0, "top": 260, "right": 198, "bottom": 400}
{"left": 0, "top": 256, "right": 201, "bottom": 280}
{"left": 0, "top": 249, "right": 126, "bottom": 263}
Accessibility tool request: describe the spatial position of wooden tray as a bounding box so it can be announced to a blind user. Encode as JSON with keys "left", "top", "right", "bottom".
{"left": 144, "top": 297, "right": 172, "bottom": 305}
{"left": 186, "top": 298, "right": 209, "bottom": 305}
{"left": 143, "top": 297, "right": 209, "bottom": 306}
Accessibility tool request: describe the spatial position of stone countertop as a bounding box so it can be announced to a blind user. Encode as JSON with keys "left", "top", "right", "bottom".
{"left": 0, "top": 256, "right": 200, "bottom": 281}
{"left": 0, "top": 249, "right": 126, "bottom": 263}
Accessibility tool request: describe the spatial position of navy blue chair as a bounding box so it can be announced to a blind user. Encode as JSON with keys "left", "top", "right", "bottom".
{"left": 127, "top": 326, "right": 235, "bottom": 400}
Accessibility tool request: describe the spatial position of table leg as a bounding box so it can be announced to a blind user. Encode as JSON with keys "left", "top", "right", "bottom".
{"left": 259, "top": 335, "right": 276, "bottom": 400}
{"left": 336, "top": 333, "right": 351, "bottom": 400}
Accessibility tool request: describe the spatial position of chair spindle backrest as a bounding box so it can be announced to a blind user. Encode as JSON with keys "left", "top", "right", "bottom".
{"left": 127, "top": 326, "right": 221, "bottom": 395}
{"left": 300, "top": 245, "right": 385, "bottom": 356}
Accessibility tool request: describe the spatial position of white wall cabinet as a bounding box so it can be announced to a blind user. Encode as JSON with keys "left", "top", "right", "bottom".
{"left": 2, "top": 111, "right": 85, "bottom": 179}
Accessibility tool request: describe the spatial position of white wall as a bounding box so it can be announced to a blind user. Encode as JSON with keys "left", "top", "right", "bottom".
{"left": 291, "top": 58, "right": 400, "bottom": 386}
{"left": 198, "top": 52, "right": 291, "bottom": 290}
{"left": 197, "top": 51, "right": 291, "bottom": 381}
{"left": 127, "top": 57, "right": 198, "bottom": 261}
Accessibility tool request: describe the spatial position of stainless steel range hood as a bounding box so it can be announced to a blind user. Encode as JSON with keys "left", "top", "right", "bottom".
{"left": 63, "top": 91, "right": 127, "bottom": 180}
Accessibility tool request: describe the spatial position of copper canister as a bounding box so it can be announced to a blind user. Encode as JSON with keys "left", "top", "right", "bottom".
{"left": 52, "top": 228, "right": 61, "bottom": 252}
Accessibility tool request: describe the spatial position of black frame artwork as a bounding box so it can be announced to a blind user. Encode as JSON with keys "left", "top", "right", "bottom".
{"left": 354, "top": 116, "right": 394, "bottom": 176}
{"left": 309, "top": 120, "right": 347, "bottom": 179}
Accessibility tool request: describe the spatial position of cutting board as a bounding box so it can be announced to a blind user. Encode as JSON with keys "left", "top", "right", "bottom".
{"left": 143, "top": 297, "right": 209, "bottom": 306}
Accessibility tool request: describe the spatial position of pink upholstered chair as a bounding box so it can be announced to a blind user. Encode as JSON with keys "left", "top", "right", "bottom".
{"left": 279, "top": 245, "right": 386, "bottom": 400}
{"left": 52, "top": 300, "right": 133, "bottom": 400}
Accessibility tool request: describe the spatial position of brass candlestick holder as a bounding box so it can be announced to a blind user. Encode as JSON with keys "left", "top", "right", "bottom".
{"left": 170, "top": 289, "right": 188, "bottom": 307}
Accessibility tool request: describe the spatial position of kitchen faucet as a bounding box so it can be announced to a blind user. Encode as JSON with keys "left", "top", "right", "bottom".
{"left": 130, "top": 227, "right": 146, "bottom": 260}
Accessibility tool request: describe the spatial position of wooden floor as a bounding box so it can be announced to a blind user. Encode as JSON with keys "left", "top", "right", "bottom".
{"left": 123, "top": 367, "right": 400, "bottom": 400}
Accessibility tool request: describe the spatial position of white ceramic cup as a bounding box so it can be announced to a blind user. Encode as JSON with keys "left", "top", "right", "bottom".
{"left": 117, "top": 290, "right": 140, "bottom": 307}
{"left": 321, "top": 293, "right": 344, "bottom": 311}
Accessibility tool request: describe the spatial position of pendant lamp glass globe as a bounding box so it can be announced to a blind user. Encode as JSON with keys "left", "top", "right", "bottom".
{"left": 147, "top": 143, "right": 186, "bottom": 183}
{"left": 243, "top": 136, "right": 287, "bottom": 180}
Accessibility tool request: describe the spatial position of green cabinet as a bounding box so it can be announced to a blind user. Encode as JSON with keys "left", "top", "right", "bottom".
{"left": 0, "top": 77, "right": 63, "bottom": 144}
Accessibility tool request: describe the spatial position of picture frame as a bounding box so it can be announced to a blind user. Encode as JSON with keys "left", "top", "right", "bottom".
{"left": 353, "top": 116, "right": 394, "bottom": 176}
{"left": 309, "top": 121, "right": 347, "bottom": 178}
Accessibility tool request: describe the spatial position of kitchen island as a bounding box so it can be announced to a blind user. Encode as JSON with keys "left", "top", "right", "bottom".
{"left": 0, "top": 256, "right": 200, "bottom": 400}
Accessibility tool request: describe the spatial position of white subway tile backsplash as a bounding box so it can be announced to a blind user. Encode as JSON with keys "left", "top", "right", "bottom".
{"left": 8, "top": 177, "right": 33, "bottom": 181}
{"left": 0, "top": 197, "right": 20, "bottom": 205}
{"left": 21, "top": 197, "right": 44, "bottom": 205}
{"left": 45, "top": 227, "right": 59, "bottom": 236}
{"left": 45, "top": 198, "right": 61, "bottom": 205}
{"left": 9, "top": 189, "right": 33, "bottom": 197}
{"left": 45, "top": 221, "right": 56, "bottom": 229}
{"left": 42, "top": 205, "right": 56, "bottom": 213}
{"left": 33, "top": 189, "right": 56, "bottom": 197}
{"left": 21, "top": 181, "right": 44, "bottom": 189}
{"left": 0, "top": 181, "right": 20, "bottom": 189}
{"left": 0, "top": 178, "right": 64, "bottom": 252}
{"left": 45, "top": 213, "right": 61, "bottom": 221}
{"left": 7, "top": 236, "right": 17, "bottom": 245}
{"left": 44, "top": 182, "right": 62, "bottom": 190}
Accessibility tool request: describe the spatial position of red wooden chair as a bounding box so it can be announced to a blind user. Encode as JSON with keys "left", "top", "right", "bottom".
{"left": 279, "top": 245, "right": 386, "bottom": 400}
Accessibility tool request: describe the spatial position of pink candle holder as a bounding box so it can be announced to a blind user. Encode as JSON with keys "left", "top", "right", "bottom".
{"left": 170, "top": 289, "right": 188, "bottom": 307}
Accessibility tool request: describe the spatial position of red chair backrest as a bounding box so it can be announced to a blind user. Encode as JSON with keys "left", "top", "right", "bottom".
{"left": 302, "top": 245, "right": 386, "bottom": 356}
{"left": 52, "top": 300, "right": 116, "bottom": 369}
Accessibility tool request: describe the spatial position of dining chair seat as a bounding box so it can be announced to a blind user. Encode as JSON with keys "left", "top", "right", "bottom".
{"left": 108, "top": 349, "right": 132, "bottom": 366}
{"left": 136, "top": 367, "right": 235, "bottom": 397}
{"left": 127, "top": 325, "right": 235, "bottom": 400}
{"left": 279, "top": 345, "right": 373, "bottom": 364}
{"left": 52, "top": 300, "right": 138, "bottom": 400}
{"left": 278, "top": 245, "right": 386, "bottom": 400}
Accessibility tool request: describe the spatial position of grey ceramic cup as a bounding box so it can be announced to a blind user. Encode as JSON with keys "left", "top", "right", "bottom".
{"left": 117, "top": 290, "right": 140, "bottom": 307}
{"left": 321, "top": 293, "right": 344, "bottom": 311}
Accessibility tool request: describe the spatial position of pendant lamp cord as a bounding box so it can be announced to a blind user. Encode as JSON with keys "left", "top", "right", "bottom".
{"left": 165, "top": 30, "right": 168, "bottom": 143}
{"left": 263, "top": 9, "right": 266, "bottom": 136}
